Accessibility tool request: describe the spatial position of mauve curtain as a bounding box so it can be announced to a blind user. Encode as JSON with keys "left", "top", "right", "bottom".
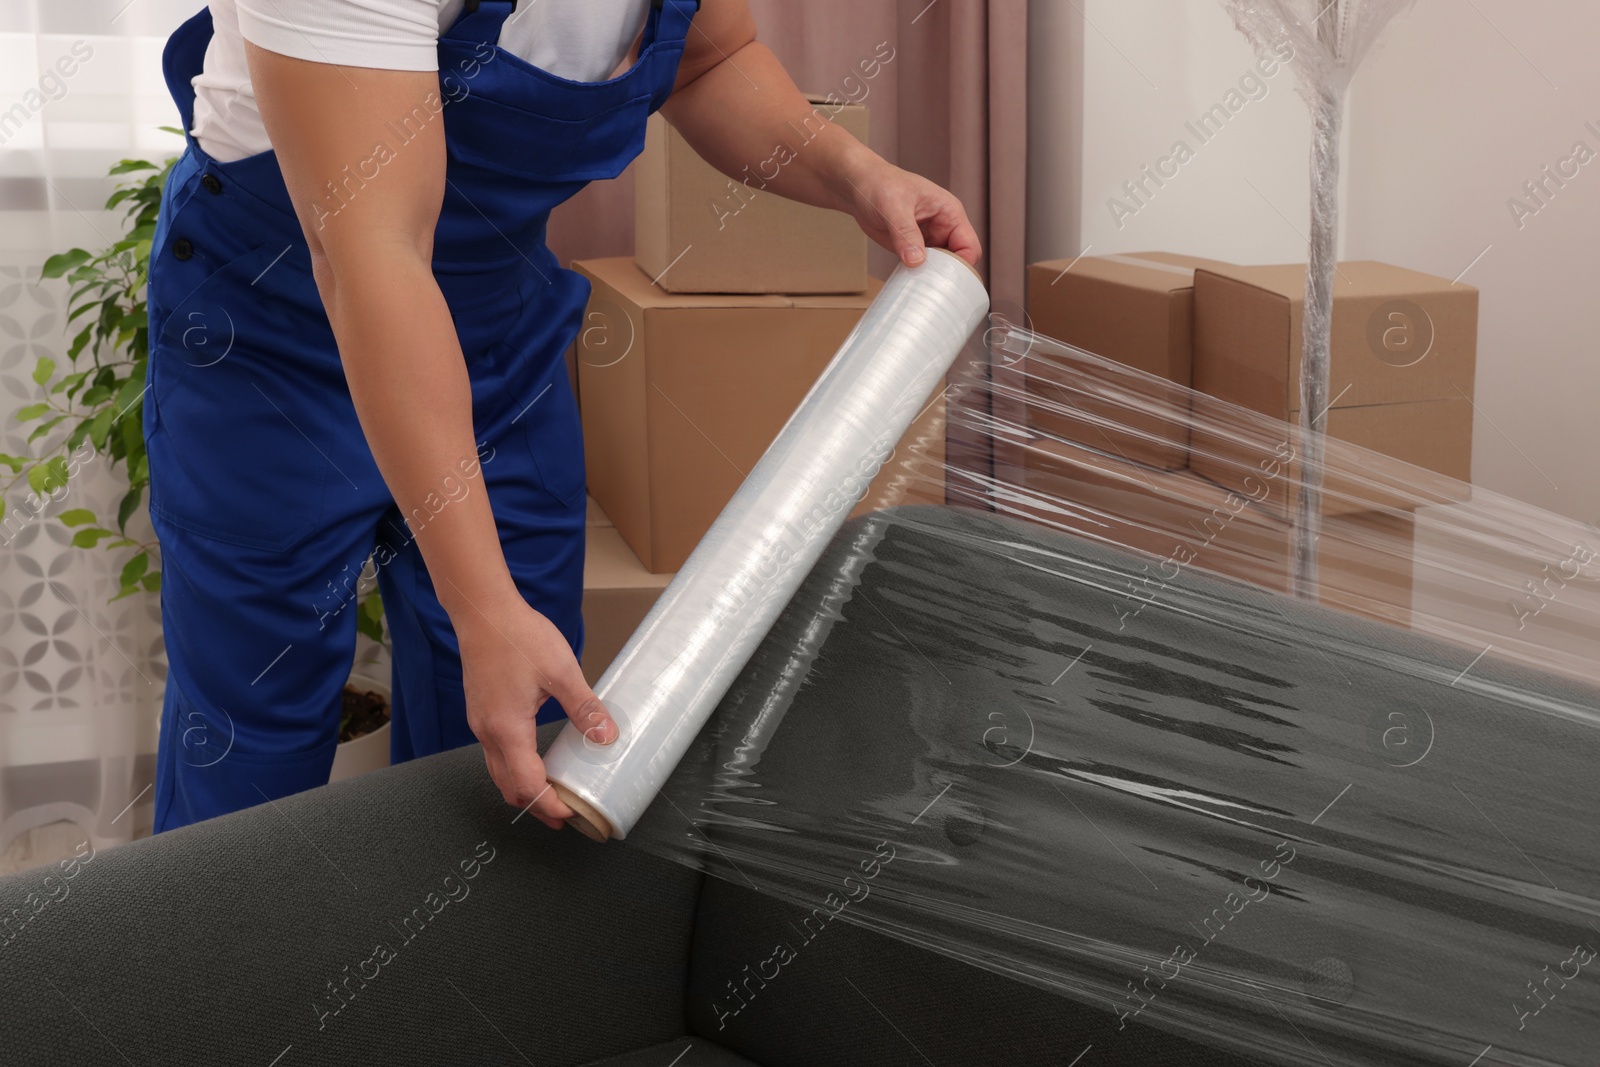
{"left": 547, "top": 0, "right": 1029, "bottom": 314}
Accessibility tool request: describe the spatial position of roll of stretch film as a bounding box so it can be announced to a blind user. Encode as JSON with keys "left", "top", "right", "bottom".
{"left": 545, "top": 248, "right": 990, "bottom": 840}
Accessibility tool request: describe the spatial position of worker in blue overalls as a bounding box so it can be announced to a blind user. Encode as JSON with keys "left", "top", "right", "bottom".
{"left": 147, "top": 0, "right": 980, "bottom": 832}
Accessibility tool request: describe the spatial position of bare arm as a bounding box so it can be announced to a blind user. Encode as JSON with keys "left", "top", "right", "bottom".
{"left": 244, "top": 48, "right": 614, "bottom": 827}
{"left": 654, "top": 0, "right": 982, "bottom": 267}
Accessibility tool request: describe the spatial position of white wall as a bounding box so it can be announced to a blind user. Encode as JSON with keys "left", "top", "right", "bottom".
{"left": 1344, "top": 1, "right": 1600, "bottom": 522}
{"left": 1032, "top": 0, "right": 1318, "bottom": 265}
{"left": 1029, "top": 0, "right": 1598, "bottom": 523}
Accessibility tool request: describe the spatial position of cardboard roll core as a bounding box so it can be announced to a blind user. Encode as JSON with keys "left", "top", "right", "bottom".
{"left": 555, "top": 783, "right": 614, "bottom": 842}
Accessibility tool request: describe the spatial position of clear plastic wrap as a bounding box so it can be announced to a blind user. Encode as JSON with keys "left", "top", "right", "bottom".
{"left": 544, "top": 249, "right": 990, "bottom": 839}
{"left": 1218, "top": 0, "right": 1416, "bottom": 595}
{"left": 602, "top": 320, "right": 1598, "bottom": 1066}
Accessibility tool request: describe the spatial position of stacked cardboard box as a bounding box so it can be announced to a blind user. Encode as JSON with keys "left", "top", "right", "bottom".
{"left": 576, "top": 94, "right": 945, "bottom": 589}
{"left": 1023, "top": 252, "right": 1234, "bottom": 470}
{"left": 1015, "top": 437, "right": 1416, "bottom": 627}
{"left": 1189, "top": 261, "right": 1476, "bottom": 517}
{"left": 575, "top": 258, "right": 946, "bottom": 573}
{"left": 634, "top": 97, "right": 870, "bottom": 295}
{"left": 580, "top": 497, "right": 671, "bottom": 684}
{"left": 1015, "top": 254, "right": 1478, "bottom": 627}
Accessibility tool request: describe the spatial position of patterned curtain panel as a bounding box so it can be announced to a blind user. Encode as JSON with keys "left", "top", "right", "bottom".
{"left": 0, "top": 1, "right": 196, "bottom": 856}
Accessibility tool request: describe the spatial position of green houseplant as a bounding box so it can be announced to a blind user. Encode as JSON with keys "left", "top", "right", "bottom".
{"left": 3, "top": 153, "right": 169, "bottom": 596}
{"left": 7, "top": 143, "right": 390, "bottom": 754}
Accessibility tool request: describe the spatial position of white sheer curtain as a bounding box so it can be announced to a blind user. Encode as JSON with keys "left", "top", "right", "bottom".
{"left": 0, "top": 0, "right": 198, "bottom": 855}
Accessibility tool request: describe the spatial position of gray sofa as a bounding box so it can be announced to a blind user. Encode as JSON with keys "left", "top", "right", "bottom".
{"left": 0, "top": 726, "right": 1254, "bottom": 1066}
{"left": 8, "top": 503, "right": 1592, "bottom": 1065}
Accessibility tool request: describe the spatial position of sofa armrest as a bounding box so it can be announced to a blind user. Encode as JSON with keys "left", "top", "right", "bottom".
{"left": 0, "top": 733, "right": 701, "bottom": 1066}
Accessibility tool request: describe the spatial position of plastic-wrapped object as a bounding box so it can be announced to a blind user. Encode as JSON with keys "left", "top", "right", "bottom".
{"left": 639, "top": 499, "right": 1598, "bottom": 1067}
{"left": 543, "top": 248, "right": 989, "bottom": 840}
{"left": 1218, "top": 0, "right": 1416, "bottom": 596}
{"left": 620, "top": 324, "right": 1597, "bottom": 1066}
{"left": 983, "top": 327, "right": 1597, "bottom": 689}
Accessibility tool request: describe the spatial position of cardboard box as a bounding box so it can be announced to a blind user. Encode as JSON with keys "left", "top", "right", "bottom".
{"left": 1015, "top": 437, "right": 1416, "bottom": 627}
{"left": 1190, "top": 261, "right": 1477, "bottom": 514}
{"left": 634, "top": 97, "right": 869, "bottom": 295}
{"left": 575, "top": 257, "right": 945, "bottom": 573}
{"left": 1188, "top": 392, "right": 1474, "bottom": 521}
{"left": 1023, "top": 252, "right": 1236, "bottom": 470}
{"left": 581, "top": 510, "right": 672, "bottom": 685}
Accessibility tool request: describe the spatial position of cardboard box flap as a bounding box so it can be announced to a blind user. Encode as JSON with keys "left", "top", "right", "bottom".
{"left": 586, "top": 258, "right": 874, "bottom": 312}
{"left": 1196, "top": 260, "right": 1480, "bottom": 304}
{"left": 591, "top": 257, "right": 799, "bottom": 310}
{"left": 1034, "top": 252, "right": 1231, "bottom": 295}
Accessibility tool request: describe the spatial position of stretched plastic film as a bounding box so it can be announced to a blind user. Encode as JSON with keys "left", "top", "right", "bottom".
{"left": 615, "top": 323, "right": 1598, "bottom": 1067}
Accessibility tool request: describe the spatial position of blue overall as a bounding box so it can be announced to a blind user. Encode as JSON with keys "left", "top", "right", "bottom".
{"left": 147, "top": 0, "right": 696, "bottom": 831}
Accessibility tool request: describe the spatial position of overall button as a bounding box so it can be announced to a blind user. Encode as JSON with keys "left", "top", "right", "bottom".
{"left": 200, "top": 173, "right": 222, "bottom": 194}
{"left": 172, "top": 238, "right": 194, "bottom": 260}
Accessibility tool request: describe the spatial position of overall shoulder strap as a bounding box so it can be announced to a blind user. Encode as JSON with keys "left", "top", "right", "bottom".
{"left": 162, "top": 6, "right": 216, "bottom": 138}
{"left": 641, "top": 0, "right": 699, "bottom": 52}
{"left": 444, "top": 0, "right": 516, "bottom": 45}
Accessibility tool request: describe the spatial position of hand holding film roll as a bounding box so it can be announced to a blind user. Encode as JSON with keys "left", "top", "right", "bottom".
{"left": 544, "top": 248, "right": 990, "bottom": 840}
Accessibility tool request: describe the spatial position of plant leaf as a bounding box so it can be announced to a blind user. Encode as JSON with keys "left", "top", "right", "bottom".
{"left": 32, "top": 357, "right": 55, "bottom": 386}
{"left": 141, "top": 572, "right": 161, "bottom": 592}
{"left": 29, "top": 458, "right": 70, "bottom": 496}
{"left": 67, "top": 324, "right": 93, "bottom": 361}
{"left": 86, "top": 407, "right": 115, "bottom": 450}
{"left": 108, "top": 159, "right": 158, "bottom": 175}
{"left": 52, "top": 369, "right": 91, "bottom": 395}
{"left": 27, "top": 415, "right": 67, "bottom": 442}
{"left": 14, "top": 402, "right": 51, "bottom": 422}
{"left": 41, "top": 249, "right": 91, "bottom": 279}
{"left": 113, "top": 372, "right": 147, "bottom": 419}
{"left": 356, "top": 591, "right": 387, "bottom": 644}
{"left": 59, "top": 509, "right": 98, "bottom": 527}
{"left": 116, "top": 485, "right": 144, "bottom": 531}
{"left": 71, "top": 527, "right": 114, "bottom": 549}
{"left": 120, "top": 551, "right": 149, "bottom": 587}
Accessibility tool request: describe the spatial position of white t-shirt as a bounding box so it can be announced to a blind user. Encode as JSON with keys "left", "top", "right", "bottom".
{"left": 191, "top": 0, "right": 653, "bottom": 162}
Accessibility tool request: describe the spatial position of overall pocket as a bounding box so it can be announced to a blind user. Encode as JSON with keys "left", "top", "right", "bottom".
{"left": 147, "top": 242, "right": 335, "bottom": 553}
